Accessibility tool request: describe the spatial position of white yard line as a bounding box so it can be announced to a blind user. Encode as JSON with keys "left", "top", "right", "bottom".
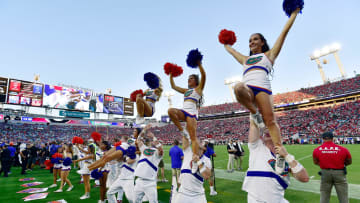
{"left": 164, "top": 163, "right": 360, "bottom": 199}
{"left": 297, "top": 154, "right": 313, "bottom": 161}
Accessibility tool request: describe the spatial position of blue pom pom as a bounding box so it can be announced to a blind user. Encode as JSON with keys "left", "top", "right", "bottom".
{"left": 63, "top": 157, "right": 73, "bottom": 166}
{"left": 144, "top": 72, "right": 160, "bottom": 89}
{"left": 186, "top": 49, "right": 203, "bottom": 68}
{"left": 50, "top": 158, "right": 57, "bottom": 164}
{"left": 283, "top": 0, "right": 304, "bottom": 17}
{"left": 91, "top": 169, "right": 103, "bottom": 180}
{"left": 51, "top": 158, "right": 62, "bottom": 164}
{"left": 57, "top": 158, "right": 63, "bottom": 164}
{"left": 126, "top": 146, "right": 137, "bottom": 158}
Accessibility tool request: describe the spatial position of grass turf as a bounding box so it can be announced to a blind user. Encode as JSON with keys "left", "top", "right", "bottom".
{"left": 0, "top": 144, "right": 359, "bottom": 202}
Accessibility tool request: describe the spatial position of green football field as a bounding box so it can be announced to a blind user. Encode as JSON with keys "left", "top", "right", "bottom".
{"left": 1, "top": 144, "right": 359, "bottom": 203}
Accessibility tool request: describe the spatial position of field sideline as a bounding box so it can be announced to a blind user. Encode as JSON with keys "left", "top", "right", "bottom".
{"left": 0, "top": 144, "right": 359, "bottom": 202}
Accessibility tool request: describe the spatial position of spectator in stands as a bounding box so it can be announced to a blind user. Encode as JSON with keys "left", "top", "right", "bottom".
{"left": 313, "top": 132, "right": 352, "bottom": 203}
{"left": 169, "top": 139, "right": 183, "bottom": 186}
{"left": 227, "top": 140, "right": 236, "bottom": 173}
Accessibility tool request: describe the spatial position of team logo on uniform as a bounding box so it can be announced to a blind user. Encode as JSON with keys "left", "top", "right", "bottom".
{"left": 145, "top": 91, "right": 153, "bottom": 96}
{"left": 246, "top": 56, "right": 263, "bottom": 65}
{"left": 144, "top": 148, "right": 155, "bottom": 156}
{"left": 268, "top": 159, "right": 289, "bottom": 176}
{"left": 184, "top": 89, "right": 193, "bottom": 97}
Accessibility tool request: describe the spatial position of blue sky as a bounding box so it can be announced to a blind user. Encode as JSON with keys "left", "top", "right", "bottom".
{"left": 0, "top": 0, "right": 359, "bottom": 119}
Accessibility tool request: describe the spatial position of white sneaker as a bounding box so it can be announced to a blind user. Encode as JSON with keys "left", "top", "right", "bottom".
{"left": 66, "top": 185, "right": 74, "bottom": 191}
{"left": 275, "top": 154, "right": 285, "bottom": 174}
{"left": 191, "top": 161, "right": 198, "bottom": 173}
{"left": 136, "top": 116, "right": 145, "bottom": 124}
{"left": 80, "top": 193, "right": 90, "bottom": 200}
{"left": 57, "top": 178, "right": 61, "bottom": 182}
{"left": 250, "top": 112, "right": 265, "bottom": 129}
{"left": 98, "top": 200, "right": 105, "bottom": 203}
{"left": 49, "top": 184, "right": 57, "bottom": 188}
{"left": 162, "top": 178, "right": 168, "bottom": 183}
{"left": 54, "top": 189, "right": 63, "bottom": 193}
{"left": 210, "top": 191, "right": 218, "bottom": 196}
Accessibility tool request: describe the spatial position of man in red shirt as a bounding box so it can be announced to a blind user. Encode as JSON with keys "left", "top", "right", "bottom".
{"left": 313, "top": 132, "right": 352, "bottom": 203}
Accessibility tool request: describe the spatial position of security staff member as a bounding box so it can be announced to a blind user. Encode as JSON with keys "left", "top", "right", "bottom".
{"left": 313, "top": 132, "right": 352, "bottom": 203}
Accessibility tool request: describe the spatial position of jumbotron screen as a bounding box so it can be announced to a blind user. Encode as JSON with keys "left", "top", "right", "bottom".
{"left": 43, "top": 84, "right": 92, "bottom": 111}
{"left": 89, "top": 93, "right": 104, "bottom": 113}
{"left": 0, "top": 77, "right": 8, "bottom": 103}
{"left": 103, "top": 94, "right": 124, "bottom": 115}
{"left": 7, "top": 79, "right": 43, "bottom": 106}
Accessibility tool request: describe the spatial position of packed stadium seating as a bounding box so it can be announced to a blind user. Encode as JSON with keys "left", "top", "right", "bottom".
{"left": 199, "top": 75, "right": 360, "bottom": 115}
{"left": 2, "top": 100, "right": 359, "bottom": 145}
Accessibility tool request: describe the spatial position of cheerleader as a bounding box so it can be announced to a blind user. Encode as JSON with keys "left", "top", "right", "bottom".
{"left": 167, "top": 59, "right": 206, "bottom": 172}
{"left": 88, "top": 129, "right": 140, "bottom": 171}
{"left": 74, "top": 144, "right": 96, "bottom": 200}
{"left": 97, "top": 141, "right": 112, "bottom": 203}
{"left": 54, "top": 144, "right": 74, "bottom": 192}
{"left": 49, "top": 146, "right": 63, "bottom": 188}
{"left": 134, "top": 73, "right": 163, "bottom": 124}
{"left": 222, "top": 6, "right": 301, "bottom": 174}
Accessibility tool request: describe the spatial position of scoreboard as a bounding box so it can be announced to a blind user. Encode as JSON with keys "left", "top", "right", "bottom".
{"left": 7, "top": 79, "right": 43, "bottom": 106}
{"left": 0, "top": 75, "right": 134, "bottom": 117}
{"left": 103, "top": 94, "right": 124, "bottom": 115}
{"left": 0, "top": 77, "right": 8, "bottom": 103}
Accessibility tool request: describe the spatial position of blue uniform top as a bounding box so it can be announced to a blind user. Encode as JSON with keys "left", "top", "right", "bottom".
{"left": 169, "top": 145, "right": 184, "bottom": 169}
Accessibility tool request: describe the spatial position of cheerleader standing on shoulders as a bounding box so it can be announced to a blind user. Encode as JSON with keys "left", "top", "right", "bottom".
{"left": 220, "top": 2, "right": 302, "bottom": 173}
{"left": 132, "top": 73, "right": 163, "bottom": 125}
{"left": 166, "top": 49, "right": 205, "bottom": 172}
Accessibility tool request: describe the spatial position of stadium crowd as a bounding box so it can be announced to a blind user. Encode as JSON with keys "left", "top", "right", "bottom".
{"left": 1, "top": 100, "right": 359, "bottom": 146}
{"left": 199, "top": 75, "right": 360, "bottom": 115}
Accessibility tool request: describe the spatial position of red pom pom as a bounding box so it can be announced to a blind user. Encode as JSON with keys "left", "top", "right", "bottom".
{"left": 218, "top": 29, "right": 237, "bottom": 45}
{"left": 163, "top": 63, "right": 183, "bottom": 77}
{"left": 164, "top": 63, "right": 173, "bottom": 75}
{"left": 78, "top": 137, "right": 84, "bottom": 144}
{"left": 44, "top": 159, "right": 53, "bottom": 169}
{"left": 72, "top": 136, "right": 84, "bottom": 144}
{"left": 72, "top": 136, "right": 78, "bottom": 144}
{"left": 52, "top": 153, "right": 63, "bottom": 159}
{"left": 114, "top": 141, "right": 122, "bottom": 147}
{"left": 91, "top": 132, "right": 102, "bottom": 142}
{"left": 130, "top": 89, "right": 144, "bottom": 102}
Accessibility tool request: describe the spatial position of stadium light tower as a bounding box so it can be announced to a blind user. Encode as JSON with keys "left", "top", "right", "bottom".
{"left": 310, "top": 43, "right": 346, "bottom": 83}
{"left": 164, "top": 91, "right": 175, "bottom": 108}
{"left": 106, "top": 88, "right": 112, "bottom": 94}
{"left": 33, "top": 74, "right": 40, "bottom": 83}
{"left": 224, "top": 76, "right": 241, "bottom": 102}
